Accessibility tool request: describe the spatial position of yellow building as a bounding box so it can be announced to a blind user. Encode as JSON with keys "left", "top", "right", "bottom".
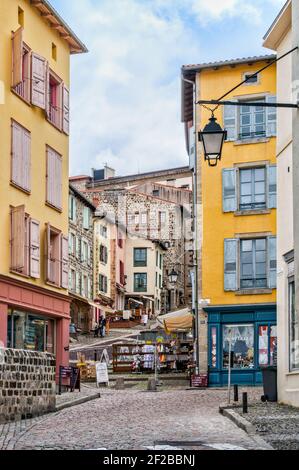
{"left": 0, "top": 0, "right": 87, "bottom": 372}
{"left": 182, "top": 56, "right": 277, "bottom": 386}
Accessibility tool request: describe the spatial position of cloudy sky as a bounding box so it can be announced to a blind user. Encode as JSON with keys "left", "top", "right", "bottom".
{"left": 50, "top": 0, "right": 285, "bottom": 177}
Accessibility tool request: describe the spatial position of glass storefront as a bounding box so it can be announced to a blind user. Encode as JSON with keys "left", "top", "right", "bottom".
{"left": 223, "top": 324, "right": 255, "bottom": 369}
{"left": 7, "top": 309, "right": 55, "bottom": 354}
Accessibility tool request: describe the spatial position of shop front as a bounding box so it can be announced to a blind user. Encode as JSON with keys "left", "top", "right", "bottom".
{"left": 0, "top": 275, "right": 71, "bottom": 381}
{"left": 206, "top": 304, "right": 276, "bottom": 387}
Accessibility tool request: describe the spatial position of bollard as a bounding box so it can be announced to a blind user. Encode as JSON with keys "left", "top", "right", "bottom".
{"left": 234, "top": 384, "right": 239, "bottom": 402}
{"left": 94, "top": 350, "right": 98, "bottom": 362}
{"left": 115, "top": 378, "right": 125, "bottom": 390}
{"left": 242, "top": 392, "right": 248, "bottom": 413}
{"left": 147, "top": 378, "right": 157, "bottom": 391}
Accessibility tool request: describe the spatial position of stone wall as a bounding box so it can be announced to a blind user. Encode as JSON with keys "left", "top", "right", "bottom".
{"left": 0, "top": 349, "right": 56, "bottom": 424}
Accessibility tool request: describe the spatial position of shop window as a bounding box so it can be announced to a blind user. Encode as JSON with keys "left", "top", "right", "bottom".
{"left": 7, "top": 310, "right": 55, "bottom": 354}
{"left": 211, "top": 327, "right": 217, "bottom": 368}
{"left": 134, "top": 248, "right": 147, "bottom": 267}
{"left": 222, "top": 324, "right": 254, "bottom": 369}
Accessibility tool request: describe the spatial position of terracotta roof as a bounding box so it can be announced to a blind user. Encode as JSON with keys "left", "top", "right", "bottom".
{"left": 31, "top": 0, "right": 88, "bottom": 54}
{"left": 69, "top": 175, "right": 91, "bottom": 181}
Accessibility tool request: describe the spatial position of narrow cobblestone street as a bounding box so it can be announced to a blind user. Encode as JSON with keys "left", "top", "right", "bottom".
{"left": 1, "top": 388, "right": 266, "bottom": 451}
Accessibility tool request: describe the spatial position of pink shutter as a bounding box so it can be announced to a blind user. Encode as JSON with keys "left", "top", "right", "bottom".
{"left": 61, "top": 235, "right": 69, "bottom": 289}
{"left": 11, "top": 121, "right": 22, "bottom": 187}
{"left": 30, "top": 219, "right": 40, "bottom": 279}
{"left": 11, "top": 205, "right": 25, "bottom": 271}
{"left": 55, "top": 153, "right": 62, "bottom": 210}
{"left": 47, "top": 147, "right": 62, "bottom": 209}
{"left": 45, "top": 223, "right": 52, "bottom": 282}
{"left": 45, "top": 62, "right": 50, "bottom": 118}
{"left": 31, "top": 53, "right": 47, "bottom": 109}
{"left": 22, "top": 129, "right": 31, "bottom": 191}
{"left": 62, "top": 85, "right": 70, "bottom": 135}
{"left": 12, "top": 27, "right": 23, "bottom": 88}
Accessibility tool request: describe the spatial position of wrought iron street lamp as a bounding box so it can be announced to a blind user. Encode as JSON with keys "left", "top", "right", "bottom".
{"left": 168, "top": 269, "right": 178, "bottom": 284}
{"left": 198, "top": 114, "right": 227, "bottom": 167}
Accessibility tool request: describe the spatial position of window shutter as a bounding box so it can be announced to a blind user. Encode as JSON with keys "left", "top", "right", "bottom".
{"left": 68, "top": 270, "right": 72, "bottom": 290}
{"left": 11, "top": 121, "right": 31, "bottom": 192}
{"left": 268, "top": 236, "right": 277, "bottom": 289}
{"left": 88, "top": 278, "right": 92, "bottom": 300}
{"left": 68, "top": 195, "right": 72, "bottom": 219}
{"left": 83, "top": 207, "right": 89, "bottom": 229}
{"left": 23, "top": 129, "right": 31, "bottom": 192}
{"left": 29, "top": 219, "right": 40, "bottom": 279}
{"left": 267, "top": 165, "right": 277, "bottom": 209}
{"left": 88, "top": 244, "right": 91, "bottom": 265}
{"left": 47, "top": 147, "right": 62, "bottom": 210}
{"left": 62, "top": 85, "right": 70, "bottom": 135}
{"left": 81, "top": 239, "right": 84, "bottom": 262}
{"left": 45, "top": 223, "right": 51, "bottom": 283}
{"left": 224, "top": 239, "right": 238, "bottom": 291}
{"left": 31, "top": 53, "right": 47, "bottom": 109}
{"left": 222, "top": 168, "right": 237, "bottom": 212}
{"left": 61, "top": 235, "right": 69, "bottom": 289}
{"left": 76, "top": 236, "right": 80, "bottom": 259}
{"left": 11, "top": 205, "right": 25, "bottom": 271}
{"left": 45, "top": 62, "right": 50, "bottom": 118}
{"left": 76, "top": 272, "right": 80, "bottom": 294}
{"left": 266, "top": 95, "right": 277, "bottom": 137}
{"left": 223, "top": 103, "right": 238, "bottom": 141}
{"left": 12, "top": 27, "right": 23, "bottom": 88}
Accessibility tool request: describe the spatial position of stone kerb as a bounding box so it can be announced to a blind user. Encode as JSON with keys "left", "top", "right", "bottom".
{"left": 0, "top": 348, "right": 56, "bottom": 424}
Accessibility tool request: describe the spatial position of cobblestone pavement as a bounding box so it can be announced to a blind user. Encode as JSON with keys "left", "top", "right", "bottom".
{"left": 234, "top": 402, "right": 299, "bottom": 450}
{"left": 2, "top": 387, "right": 265, "bottom": 450}
{"left": 56, "top": 384, "right": 101, "bottom": 408}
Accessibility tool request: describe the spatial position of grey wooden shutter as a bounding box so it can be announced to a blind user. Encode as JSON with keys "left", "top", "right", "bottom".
{"left": 223, "top": 103, "right": 238, "bottom": 141}
{"left": 222, "top": 168, "right": 237, "bottom": 212}
{"left": 224, "top": 239, "right": 238, "bottom": 291}
{"left": 266, "top": 95, "right": 277, "bottom": 137}
{"left": 267, "top": 165, "right": 277, "bottom": 209}
{"left": 268, "top": 236, "right": 277, "bottom": 289}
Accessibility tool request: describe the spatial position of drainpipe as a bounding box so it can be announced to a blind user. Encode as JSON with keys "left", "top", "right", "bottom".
{"left": 182, "top": 76, "right": 200, "bottom": 374}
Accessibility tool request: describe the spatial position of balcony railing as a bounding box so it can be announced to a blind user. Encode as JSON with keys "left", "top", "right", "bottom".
{"left": 49, "top": 104, "right": 61, "bottom": 129}
{"left": 14, "top": 80, "right": 29, "bottom": 101}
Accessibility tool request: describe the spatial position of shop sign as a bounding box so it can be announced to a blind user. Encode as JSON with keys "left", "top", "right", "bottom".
{"left": 96, "top": 362, "right": 109, "bottom": 386}
{"left": 191, "top": 374, "right": 208, "bottom": 388}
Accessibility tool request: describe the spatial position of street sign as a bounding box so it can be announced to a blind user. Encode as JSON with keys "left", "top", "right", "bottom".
{"left": 96, "top": 362, "right": 109, "bottom": 387}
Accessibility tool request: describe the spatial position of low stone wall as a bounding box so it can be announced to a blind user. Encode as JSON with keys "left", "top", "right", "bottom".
{"left": 0, "top": 348, "right": 56, "bottom": 423}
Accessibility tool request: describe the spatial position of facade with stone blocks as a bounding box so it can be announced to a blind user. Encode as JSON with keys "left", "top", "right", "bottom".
{"left": 69, "top": 184, "right": 95, "bottom": 333}
{"left": 0, "top": 349, "right": 56, "bottom": 424}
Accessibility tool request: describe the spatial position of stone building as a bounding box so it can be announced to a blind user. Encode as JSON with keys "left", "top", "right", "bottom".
{"left": 86, "top": 188, "right": 192, "bottom": 314}
{"left": 69, "top": 184, "right": 95, "bottom": 333}
{"left": 93, "top": 213, "right": 126, "bottom": 320}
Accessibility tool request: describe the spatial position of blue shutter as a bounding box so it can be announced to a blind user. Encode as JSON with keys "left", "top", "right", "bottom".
{"left": 268, "top": 236, "right": 277, "bottom": 289}
{"left": 224, "top": 239, "right": 238, "bottom": 291}
{"left": 222, "top": 168, "right": 237, "bottom": 212}
{"left": 266, "top": 95, "right": 277, "bottom": 137}
{"left": 267, "top": 165, "right": 277, "bottom": 209}
{"left": 223, "top": 103, "right": 238, "bottom": 141}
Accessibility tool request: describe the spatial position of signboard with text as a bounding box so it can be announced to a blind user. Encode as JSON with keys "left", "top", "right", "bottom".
{"left": 96, "top": 362, "right": 109, "bottom": 387}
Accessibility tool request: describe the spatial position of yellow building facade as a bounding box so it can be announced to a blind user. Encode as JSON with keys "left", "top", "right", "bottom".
{"left": 0, "top": 0, "right": 86, "bottom": 372}
{"left": 182, "top": 56, "right": 277, "bottom": 386}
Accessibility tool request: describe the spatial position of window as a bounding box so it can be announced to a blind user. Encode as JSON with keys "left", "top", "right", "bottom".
{"left": 155, "top": 272, "right": 158, "bottom": 287}
{"left": 152, "top": 189, "right": 159, "bottom": 197}
{"left": 289, "top": 280, "right": 299, "bottom": 370}
{"left": 69, "top": 195, "right": 76, "bottom": 222}
{"left": 99, "top": 274, "right": 108, "bottom": 294}
{"left": 239, "top": 99, "right": 266, "bottom": 140}
{"left": 239, "top": 167, "right": 266, "bottom": 210}
{"left": 160, "top": 254, "right": 163, "bottom": 270}
{"left": 11, "top": 120, "right": 31, "bottom": 192}
{"left": 156, "top": 251, "right": 158, "bottom": 267}
{"left": 134, "top": 273, "right": 147, "bottom": 292}
{"left": 223, "top": 324, "right": 254, "bottom": 369}
{"left": 12, "top": 28, "right": 31, "bottom": 102}
{"left": 100, "top": 244, "right": 108, "bottom": 264}
{"left": 224, "top": 236, "right": 276, "bottom": 292}
{"left": 159, "top": 274, "right": 162, "bottom": 289}
{"left": 46, "top": 146, "right": 62, "bottom": 210}
{"left": 134, "top": 248, "right": 147, "bottom": 267}
{"left": 159, "top": 212, "right": 166, "bottom": 229}
{"left": 141, "top": 212, "right": 147, "bottom": 225}
{"left": 45, "top": 224, "right": 68, "bottom": 288}
{"left": 18, "top": 7, "right": 24, "bottom": 27}
{"left": 211, "top": 327, "right": 217, "bottom": 368}
{"left": 7, "top": 310, "right": 55, "bottom": 354}
{"left": 240, "top": 239, "right": 267, "bottom": 289}
{"left": 69, "top": 232, "right": 76, "bottom": 256}
{"left": 52, "top": 43, "right": 57, "bottom": 61}
{"left": 69, "top": 269, "right": 76, "bottom": 292}
{"left": 83, "top": 207, "right": 90, "bottom": 229}
{"left": 118, "top": 230, "right": 123, "bottom": 248}
{"left": 81, "top": 239, "right": 89, "bottom": 264}
{"left": 127, "top": 214, "right": 134, "bottom": 226}
{"left": 222, "top": 165, "right": 276, "bottom": 213}
{"left": 120, "top": 261, "right": 125, "bottom": 285}
{"left": 100, "top": 225, "right": 107, "bottom": 238}
{"left": 243, "top": 72, "right": 259, "bottom": 84}
{"left": 258, "top": 325, "right": 277, "bottom": 366}
{"left": 10, "top": 206, "right": 40, "bottom": 279}
{"left": 134, "top": 213, "right": 139, "bottom": 225}
{"left": 48, "top": 72, "right": 62, "bottom": 129}
{"left": 82, "top": 275, "right": 88, "bottom": 298}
